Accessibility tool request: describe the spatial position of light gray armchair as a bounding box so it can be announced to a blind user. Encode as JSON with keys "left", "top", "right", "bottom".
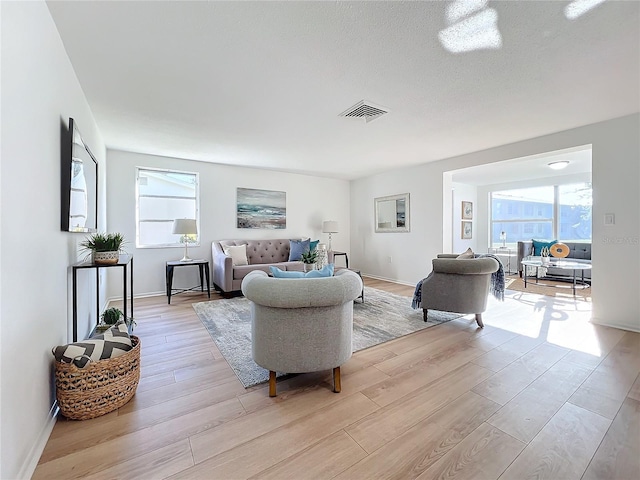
{"left": 420, "top": 254, "right": 500, "bottom": 328}
{"left": 241, "top": 269, "right": 363, "bottom": 397}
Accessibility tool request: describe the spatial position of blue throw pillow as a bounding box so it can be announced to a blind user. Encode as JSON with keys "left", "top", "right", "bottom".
{"left": 270, "top": 266, "right": 304, "bottom": 278}
{"left": 532, "top": 239, "right": 558, "bottom": 256}
{"left": 309, "top": 239, "right": 320, "bottom": 252}
{"left": 304, "top": 263, "right": 334, "bottom": 278}
{"left": 288, "top": 239, "right": 310, "bottom": 261}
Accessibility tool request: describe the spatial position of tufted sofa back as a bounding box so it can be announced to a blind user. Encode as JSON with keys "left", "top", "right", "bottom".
{"left": 218, "top": 239, "right": 291, "bottom": 265}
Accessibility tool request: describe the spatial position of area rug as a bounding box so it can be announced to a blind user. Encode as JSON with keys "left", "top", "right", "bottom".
{"left": 192, "top": 287, "right": 463, "bottom": 388}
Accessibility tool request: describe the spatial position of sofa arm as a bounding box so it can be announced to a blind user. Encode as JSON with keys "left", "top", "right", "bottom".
{"left": 517, "top": 241, "right": 534, "bottom": 273}
{"left": 212, "top": 243, "right": 234, "bottom": 292}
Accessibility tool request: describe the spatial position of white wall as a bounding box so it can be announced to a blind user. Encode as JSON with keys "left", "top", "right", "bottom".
{"left": 0, "top": 2, "right": 106, "bottom": 478}
{"left": 106, "top": 150, "right": 351, "bottom": 297}
{"left": 451, "top": 182, "right": 478, "bottom": 253}
{"left": 351, "top": 114, "right": 640, "bottom": 332}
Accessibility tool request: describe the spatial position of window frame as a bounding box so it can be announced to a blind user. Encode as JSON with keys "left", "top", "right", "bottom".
{"left": 135, "top": 166, "right": 201, "bottom": 249}
{"left": 490, "top": 182, "right": 592, "bottom": 247}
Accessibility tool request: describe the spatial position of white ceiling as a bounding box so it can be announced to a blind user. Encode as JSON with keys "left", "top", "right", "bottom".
{"left": 47, "top": 1, "right": 639, "bottom": 180}
{"left": 450, "top": 145, "right": 592, "bottom": 186}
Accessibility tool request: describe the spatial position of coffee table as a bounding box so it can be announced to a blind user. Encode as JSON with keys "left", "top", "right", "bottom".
{"left": 521, "top": 259, "right": 591, "bottom": 297}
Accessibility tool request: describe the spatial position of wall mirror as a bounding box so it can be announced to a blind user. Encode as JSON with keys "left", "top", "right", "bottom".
{"left": 375, "top": 193, "right": 410, "bottom": 233}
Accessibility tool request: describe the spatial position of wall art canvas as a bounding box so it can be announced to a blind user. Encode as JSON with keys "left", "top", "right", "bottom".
{"left": 462, "top": 201, "right": 473, "bottom": 219}
{"left": 237, "top": 187, "right": 286, "bottom": 229}
{"left": 462, "top": 221, "right": 473, "bottom": 239}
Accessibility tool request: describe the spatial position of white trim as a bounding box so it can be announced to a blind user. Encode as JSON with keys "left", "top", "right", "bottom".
{"left": 18, "top": 402, "right": 59, "bottom": 480}
{"left": 590, "top": 317, "right": 640, "bottom": 333}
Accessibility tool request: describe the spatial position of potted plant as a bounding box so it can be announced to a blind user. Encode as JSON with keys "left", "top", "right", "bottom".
{"left": 96, "top": 307, "right": 136, "bottom": 332}
{"left": 540, "top": 246, "right": 551, "bottom": 265}
{"left": 80, "top": 232, "right": 126, "bottom": 264}
{"left": 300, "top": 249, "right": 318, "bottom": 272}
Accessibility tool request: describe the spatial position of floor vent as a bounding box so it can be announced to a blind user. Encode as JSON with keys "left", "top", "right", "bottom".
{"left": 339, "top": 100, "right": 389, "bottom": 123}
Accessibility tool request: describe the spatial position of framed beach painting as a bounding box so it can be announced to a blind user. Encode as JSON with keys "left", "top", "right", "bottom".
{"left": 462, "top": 201, "right": 473, "bottom": 220}
{"left": 237, "top": 188, "right": 286, "bottom": 229}
{"left": 461, "top": 221, "right": 472, "bottom": 239}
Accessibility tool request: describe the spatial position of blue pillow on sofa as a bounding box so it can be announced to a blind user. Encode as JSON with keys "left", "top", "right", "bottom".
{"left": 288, "top": 239, "right": 310, "bottom": 261}
{"left": 532, "top": 239, "right": 558, "bottom": 256}
{"left": 310, "top": 239, "right": 320, "bottom": 252}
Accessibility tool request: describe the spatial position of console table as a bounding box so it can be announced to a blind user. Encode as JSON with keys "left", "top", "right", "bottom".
{"left": 166, "top": 259, "right": 211, "bottom": 304}
{"left": 71, "top": 255, "right": 133, "bottom": 342}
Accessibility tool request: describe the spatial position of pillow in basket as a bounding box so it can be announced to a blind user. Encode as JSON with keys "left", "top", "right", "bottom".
{"left": 52, "top": 322, "right": 133, "bottom": 368}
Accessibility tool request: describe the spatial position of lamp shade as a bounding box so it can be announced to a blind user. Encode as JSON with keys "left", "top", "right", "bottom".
{"left": 322, "top": 221, "right": 339, "bottom": 233}
{"left": 172, "top": 218, "right": 197, "bottom": 235}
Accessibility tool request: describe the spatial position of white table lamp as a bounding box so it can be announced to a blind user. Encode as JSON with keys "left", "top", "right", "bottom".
{"left": 322, "top": 220, "right": 339, "bottom": 251}
{"left": 173, "top": 218, "right": 198, "bottom": 261}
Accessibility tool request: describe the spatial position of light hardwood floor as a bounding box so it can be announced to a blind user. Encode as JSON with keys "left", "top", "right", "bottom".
{"left": 34, "top": 278, "right": 640, "bottom": 479}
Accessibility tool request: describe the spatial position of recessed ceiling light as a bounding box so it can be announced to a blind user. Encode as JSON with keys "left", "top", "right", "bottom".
{"left": 548, "top": 161, "right": 570, "bottom": 170}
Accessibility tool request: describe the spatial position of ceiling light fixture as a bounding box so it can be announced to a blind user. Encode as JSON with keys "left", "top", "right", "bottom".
{"left": 548, "top": 161, "right": 570, "bottom": 170}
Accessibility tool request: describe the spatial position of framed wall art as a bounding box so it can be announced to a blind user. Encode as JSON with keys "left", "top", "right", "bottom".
{"left": 462, "top": 201, "right": 473, "bottom": 220}
{"left": 461, "top": 221, "right": 472, "bottom": 239}
{"left": 236, "top": 187, "right": 286, "bottom": 229}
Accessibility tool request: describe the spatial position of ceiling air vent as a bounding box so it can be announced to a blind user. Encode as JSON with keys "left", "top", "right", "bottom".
{"left": 339, "top": 100, "right": 389, "bottom": 123}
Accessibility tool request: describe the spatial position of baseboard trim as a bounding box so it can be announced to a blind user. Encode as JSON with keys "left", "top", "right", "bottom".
{"left": 18, "top": 402, "right": 58, "bottom": 479}
{"left": 590, "top": 317, "right": 640, "bottom": 333}
{"left": 362, "top": 273, "right": 415, "bottom": 288}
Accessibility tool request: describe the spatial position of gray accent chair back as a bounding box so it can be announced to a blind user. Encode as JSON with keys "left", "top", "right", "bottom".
{"left": 420, "top": 254, "right": 499, "bottom": 328}
{"left": 241, "top": 269, "right": 363, "bottom": 397}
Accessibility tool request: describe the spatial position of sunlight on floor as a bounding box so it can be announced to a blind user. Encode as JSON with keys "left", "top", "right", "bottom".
{"left": 483, "top": 290, "right": 612, "bottom": 358}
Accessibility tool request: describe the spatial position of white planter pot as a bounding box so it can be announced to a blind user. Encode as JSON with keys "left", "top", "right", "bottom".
{"left": 93, "top": 251, "right": 119, "bottom": 265}
{"left": 303, "top": 263, "right": 316, "bottom": 273}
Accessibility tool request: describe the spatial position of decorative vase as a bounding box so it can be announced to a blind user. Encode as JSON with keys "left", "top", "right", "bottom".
{"left": 541, "top": 256, "right": 550, "bottom": 265}
{"left": 93, "top": 251, "right": 119, "bottom": 265}
{"left": 304, "top": 263, "right": 316, "bottom": 273}
{"left": 315, "top": 244, "right": 328, "bottom": 269}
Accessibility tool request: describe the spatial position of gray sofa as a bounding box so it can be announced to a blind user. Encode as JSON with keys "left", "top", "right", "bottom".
{"left": 517, "top": 241, "right": 591, "bottom": 280}
{"left": 420, "top": 254, "right": 500, "bottom": 328}
{"left": 241, "top": 269, "right": 363, "bottom": 397}
{"left": 212, "top": 239, "right": 305, "bottom": 294}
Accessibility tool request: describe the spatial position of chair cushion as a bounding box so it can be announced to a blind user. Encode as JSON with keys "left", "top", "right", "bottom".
{"left": 52, "top": 322, "right": 132, "bottom": 368}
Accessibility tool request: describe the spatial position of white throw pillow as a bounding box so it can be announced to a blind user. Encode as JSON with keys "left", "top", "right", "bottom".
{"left": 223, "top": 244, "right": 248, "bottom": 266}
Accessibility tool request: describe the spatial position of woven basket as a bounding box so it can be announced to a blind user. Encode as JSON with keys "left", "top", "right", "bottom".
{"left": 54, "top": 336, "right": 141, "bottom": 420}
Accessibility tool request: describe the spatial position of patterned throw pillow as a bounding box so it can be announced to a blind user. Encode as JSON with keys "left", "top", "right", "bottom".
{"left": 52, "top": 322, "right": 133, "bottom": 368}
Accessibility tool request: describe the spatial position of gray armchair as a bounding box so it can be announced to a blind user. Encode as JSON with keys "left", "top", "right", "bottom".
{"left": 241, "top": 269, "right": 363, "bottom": 397}
{"left": 420, "top": 254, "right": 500, "bottom": 328}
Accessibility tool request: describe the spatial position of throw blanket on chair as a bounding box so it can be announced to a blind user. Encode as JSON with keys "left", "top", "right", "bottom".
{"left": 477, "top": 253, "right": 505, "bottom": 301}
{"left": 411, "top": 254, "right": 505, "bottom": 309}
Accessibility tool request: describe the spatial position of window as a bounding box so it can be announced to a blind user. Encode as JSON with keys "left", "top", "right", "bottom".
{"left": 136, "top": 167, "right": 199, "bottom": 248}
{"left": 490, "top": 183, "right": 591, "bottom": 247}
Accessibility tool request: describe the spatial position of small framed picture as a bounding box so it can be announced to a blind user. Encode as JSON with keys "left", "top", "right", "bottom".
{"left": 462, "top": 201, "right": 473, "bottom": 220}
{"left": 462, "top": 221, "right": 472, "bottom": 239}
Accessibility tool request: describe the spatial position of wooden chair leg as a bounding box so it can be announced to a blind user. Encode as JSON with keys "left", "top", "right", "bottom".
{"left": 269, "top": 371, "right": 277, "bottom": 397}
{"left": 333, "top": 366, "right": 341, "bottom": 393}
{"left": 475, "top": 313, "right": 484, "bottom": 328}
